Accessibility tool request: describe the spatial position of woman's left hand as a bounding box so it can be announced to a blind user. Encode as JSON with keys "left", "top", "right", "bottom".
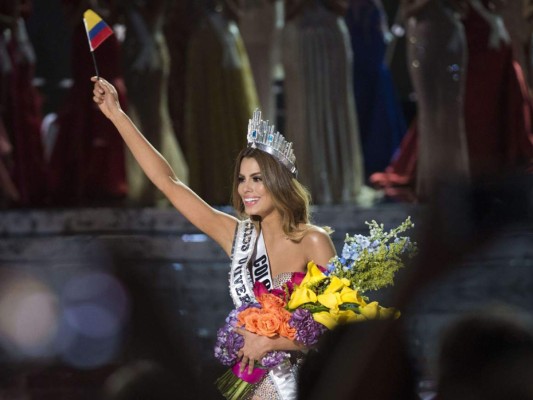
{"left": 234, "top": 328, "right": 271, "bottom": 374}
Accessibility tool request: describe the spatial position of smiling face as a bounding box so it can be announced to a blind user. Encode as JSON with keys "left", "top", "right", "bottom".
{"left": 237, "top": 157, "right": 275, "bottom": 219}
{"left": 237, "top": 157, "right": 277, "bottom": 220}
{"left": 231, "top": 147, "right": 311, "bottom": 238}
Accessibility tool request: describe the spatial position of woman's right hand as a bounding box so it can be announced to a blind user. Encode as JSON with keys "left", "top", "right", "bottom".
{"left": 91, "top": 76, "right": 122, "bottom": 120}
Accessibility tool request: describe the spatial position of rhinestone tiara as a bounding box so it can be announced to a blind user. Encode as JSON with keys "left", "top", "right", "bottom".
{"left": 246, "top": 109, "right": 298, "bottom": 177}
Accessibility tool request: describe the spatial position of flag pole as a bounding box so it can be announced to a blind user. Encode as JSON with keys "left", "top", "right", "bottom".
{"left": 83, "top": 17, "right": 99, "bottom": 78}
{"left": 90, "top": 50, "right": 100, "bottom": 78}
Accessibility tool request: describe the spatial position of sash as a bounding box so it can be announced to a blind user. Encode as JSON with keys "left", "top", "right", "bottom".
{"left": 229, "top": 220, "right": 275, "bottom": 307}
{"left": 229, "top": 220, "right": 257, "bottom": 307}
{"left": 228, "top": 220, "right": 297, "bottom": 400}
{"left": 251, "top": 231, "right": 274, "bottom": 291}
{"left": 269, "top": 362, "right": 297, "bottom": 400}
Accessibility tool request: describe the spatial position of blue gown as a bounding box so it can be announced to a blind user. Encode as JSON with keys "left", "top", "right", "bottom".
{"left": 345, "top": 0, "right": 407, "bottom": 178}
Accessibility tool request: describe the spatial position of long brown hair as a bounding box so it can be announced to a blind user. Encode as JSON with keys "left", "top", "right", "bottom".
{"left": 231, "top": 147, "right": 311, "bottom": 241}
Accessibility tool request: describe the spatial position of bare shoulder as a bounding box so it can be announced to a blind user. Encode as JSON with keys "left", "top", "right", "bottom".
{"left": 302, "top": 225, "right": 332, "bottom": 244}
{"left": 300, "top": 225, "right": 336, "bottom": 266}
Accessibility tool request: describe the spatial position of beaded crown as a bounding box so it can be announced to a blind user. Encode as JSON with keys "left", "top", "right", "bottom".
{"left": 246, "top": 109, "right": 298, "bottom": 177}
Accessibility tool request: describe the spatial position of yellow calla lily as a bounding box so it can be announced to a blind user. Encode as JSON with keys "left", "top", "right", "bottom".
{"left": 313, "top": 309, "right": 367, "bottom": 330}
{"left": 300, "top": 261, "right": 327, "bottom": 287}
{"left": 287, "top": 286, "right": 317, "bottom": 309}
{"left": 358, "top": 301, "right": 400, "bottom": 320}
{"left": 318, "top": 286, "right": 365, "bottom": 310}
{"left": 359, "top": 301, "right": 380, "bottom": 319}
{"left": 317, "top": 292, "right": 342, "bottom": 310}
{"left": 323, "top": 276, "right": 346, "bottom": 294}
{"left": 337, "top": 309, "right": 366, "bottom": 324}
{"left": 312, "top": 311, "right": 338, "bottom": 330}
{"left": 339, "top": 286, "right": 365, "bottom": 306}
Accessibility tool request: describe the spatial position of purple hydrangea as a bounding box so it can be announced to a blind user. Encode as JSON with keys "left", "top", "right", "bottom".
{"left": 289, "top": 308, "right": 327, "bottom": 347}
{"left": 224, "top": 309, "right": 240, "bottom": 327}
{"left": 214, "top": 324, "right": 244, "bottom": 366}
{"left": 260, "top": 351, "right": 290, "bottom": 368}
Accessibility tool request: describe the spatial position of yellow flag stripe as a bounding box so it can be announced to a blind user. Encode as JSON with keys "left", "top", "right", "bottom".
{"left": 83, "top": 9, "right": 103, "bottom": 31}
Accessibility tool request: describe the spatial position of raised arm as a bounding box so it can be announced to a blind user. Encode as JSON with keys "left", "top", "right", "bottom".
{"left": 91, "top": 77, "right": 239, "bottom": 255}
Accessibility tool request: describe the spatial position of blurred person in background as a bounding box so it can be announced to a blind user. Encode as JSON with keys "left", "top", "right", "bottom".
{"left": 47, "top": 0, "right": 128, "bottom": 206}
{"left": 117, "top": 0, "right": 188, "bottom": 207}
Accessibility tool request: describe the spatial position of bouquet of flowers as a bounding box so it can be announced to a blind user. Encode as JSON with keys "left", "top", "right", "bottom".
{"left": 214, "top": 217, "right": 417, "bottom": 400}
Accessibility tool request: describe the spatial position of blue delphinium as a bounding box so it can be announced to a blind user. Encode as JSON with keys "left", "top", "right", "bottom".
{"left": 326, "top": 217, "right": 417, "bottom": 292}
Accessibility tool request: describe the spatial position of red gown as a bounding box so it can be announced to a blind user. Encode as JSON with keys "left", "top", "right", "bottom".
{"left": 3, "top": 19, "right": 48, "bottom": 207}
{"left": 47, "top": 20, "right": 127, "bottom": 206}
{"left": 463, "top": 3, "right": 533, "bottom": 178}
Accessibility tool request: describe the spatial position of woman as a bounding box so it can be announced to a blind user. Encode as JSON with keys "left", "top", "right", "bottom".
{"left": 91, "top": 77, "right": 336, "bottom": 399}
{"left": 182, "top": 0, "right": 259, "bottom": 206}
{"left": 2, "top": 0, "right": 47, "bottom": 207}
{"left": 237, "top": 0, "right": 284, "bottom": 123}
{"left": 282, "top": 0, "right": 366, "bottom": 205}
{"left": 118, "top": 0, "right": 189, "bottom": 206}
{"left": 371, "top": 0, "right": 533, "bottom": 201}
{"left": 48, "top": 0, "right": 127, "bottom": 206}
{"left": 404, "top": 0, "right": 470, "bottom": 200}
{"left": 344, "top": 0, "right": 407, "bottom": 179}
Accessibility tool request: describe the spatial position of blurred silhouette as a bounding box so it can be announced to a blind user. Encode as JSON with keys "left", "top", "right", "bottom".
{"left": 495, "top": 0, "right": 533, "bottom": 92}
{"left": 371, "top": 0, "right": 533, "bottom": 202}
{"left": 436, "top": 308, "right": 533, "bottom": 400}
{"left": 0, "top": 0, "right": 47, "bottom": 207}
{"left": 47, "top": 0, "right": 128, "bottom": 206}
{"left": 25, "top": 0, "right": 71, "bottom": 115}
{"left": 164, "top": 0, "right": 194, "bottom": 155}
{"left": 0, "top": 122, "right": 18, "bottom": 206}
{"left": 282, "top": 0, "right": 369, "bottom": 205}
{"left": 345, "top": 0, "right": 407, "bottom": 179}
{"left": 298, "top": 319, "right": 418, "bottom": 400}
{"left": 182, "top": 0, "right": 259, "bottom": 205}
{"left": 238, "top": 0, "right": 284, "bottom": 123}
{"left": 404, "top": 0, "right": 470, "bottom": 200}
{"left": 118, "top": 0, "right": 189, "bottom": 207}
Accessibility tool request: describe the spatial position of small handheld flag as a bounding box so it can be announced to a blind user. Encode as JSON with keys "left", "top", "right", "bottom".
{"left": 83, "top": 9, "right": 113, "bottom": 76}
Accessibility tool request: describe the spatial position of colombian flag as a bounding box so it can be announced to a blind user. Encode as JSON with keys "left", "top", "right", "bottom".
{"left": 83, "top": 9, "right": 113, "bottom": 52}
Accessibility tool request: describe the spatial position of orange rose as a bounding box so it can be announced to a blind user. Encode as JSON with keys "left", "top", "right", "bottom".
{"left": 255, "top": 311, "right": 283, "bottom": 337}
{"left": 279, "top": 320, "right": 296, "bottom": 340}
{"left": 258, "top": 293, "right": 286, "bottom": 310}
{"left": 280, "top": 309, "right": 296, "bottom": 339}
{"left": 238, "top": 308, "right": 261, "bottom": 334}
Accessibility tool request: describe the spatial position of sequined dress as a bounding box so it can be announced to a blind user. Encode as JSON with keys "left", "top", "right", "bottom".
{"left": 238, "top": 0, "right": 283, "bottom": 122}
{"left": 370, "top": 0, "right": 533, "bottom": 199}
{"left": 242, "top": 272, "right": 305, "bottom": 400}
{"left": 121, "top": 0, "right": 189, "bottom": 206}
{"left": 282, "top": 0, "right": 364, "bottom": 204}
{"left": 406, "top": 0, "right": 470, "bottom": 198}
{"left": 184, "top": 8, "right": 259, "bottom": 205}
